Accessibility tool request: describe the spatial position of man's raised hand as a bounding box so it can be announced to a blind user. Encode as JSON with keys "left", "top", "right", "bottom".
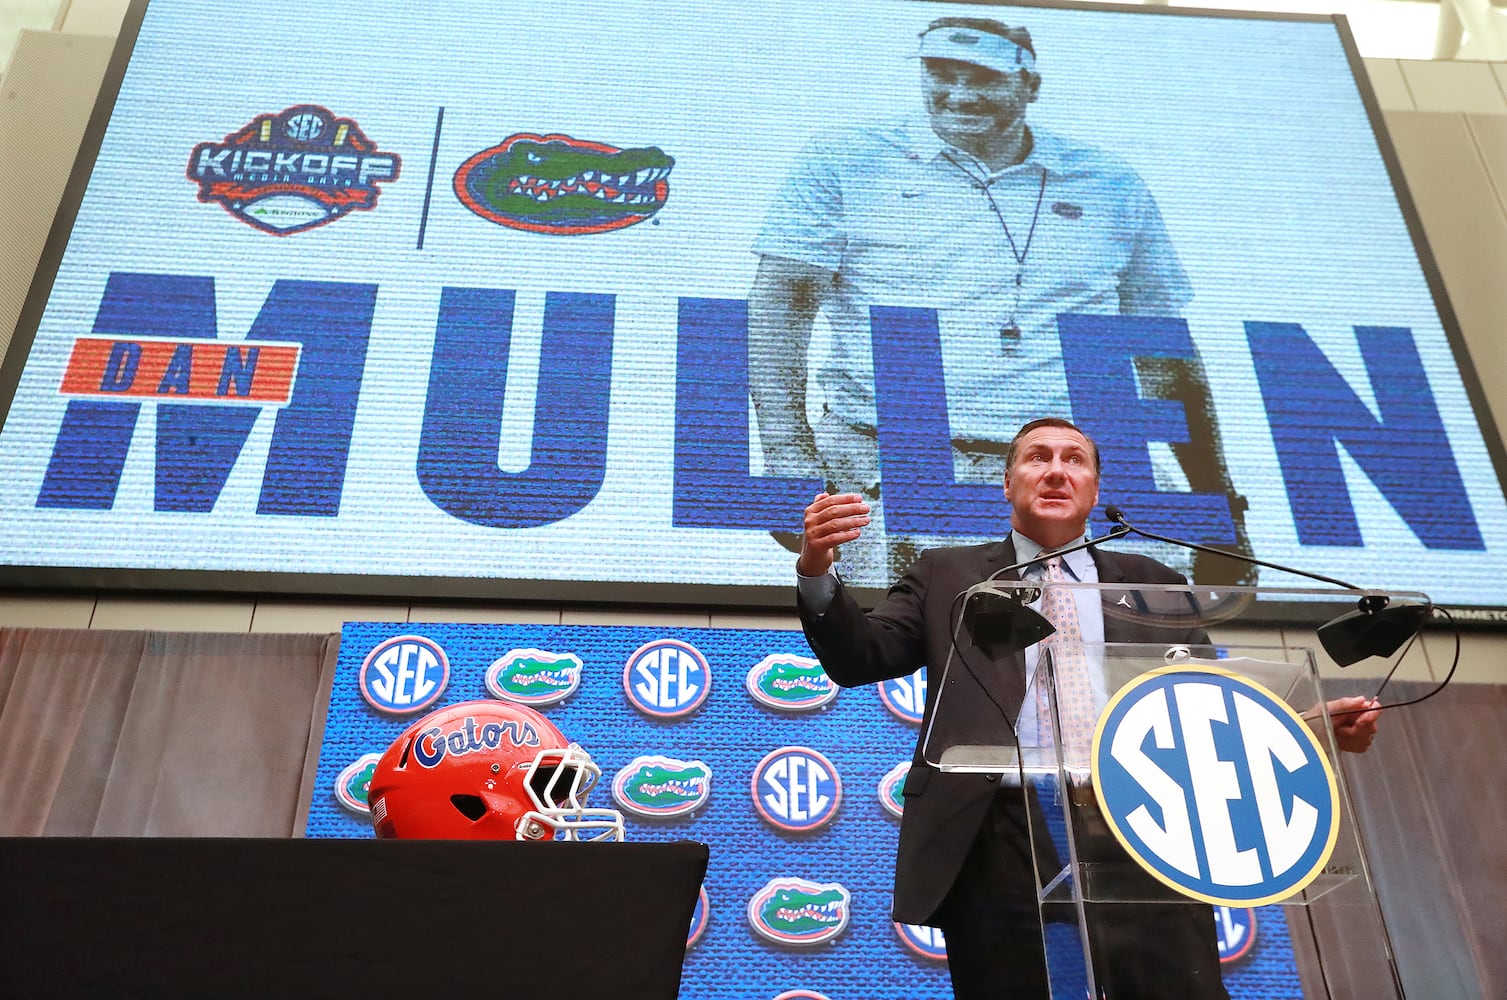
{"left": 797, "top": 492, "right": 871, "bottom": 577}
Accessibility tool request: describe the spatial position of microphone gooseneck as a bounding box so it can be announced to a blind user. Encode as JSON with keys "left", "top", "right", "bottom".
{"left": 1104, "top": 504, "right": 1436, "bottom": 670}
{"left": 957, "top": 523, "right": 1133, "bottom": 662}
{"left": 1102, "top": 505, "right": 1359, "bottom": 591}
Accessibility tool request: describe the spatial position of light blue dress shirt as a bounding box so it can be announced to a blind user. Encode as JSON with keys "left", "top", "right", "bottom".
{"left": 1009, "top": 532, "right": 1104, "bottom": 746}
{"left": 795, "top": 530, "right": 1106, "bottom": 743}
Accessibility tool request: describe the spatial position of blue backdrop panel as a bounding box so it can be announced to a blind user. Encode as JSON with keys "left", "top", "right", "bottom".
{"left": 309, "top": 622, "right": 1302, "bottom": 999}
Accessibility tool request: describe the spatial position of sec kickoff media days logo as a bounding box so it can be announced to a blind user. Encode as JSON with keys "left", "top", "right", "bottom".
{"left": 188, "top": 104, "right": 400, "bottom": 234}
{"left": 1092, "top": 665, "right": 1340, "bottom": 906}
{"left": 359, "top": 635, "right": 450, "bottom": 714}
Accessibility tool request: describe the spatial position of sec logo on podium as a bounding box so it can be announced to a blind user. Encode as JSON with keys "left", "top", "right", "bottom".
{"left": 1092, "top": 665, "right": 1340, "bottom": 907}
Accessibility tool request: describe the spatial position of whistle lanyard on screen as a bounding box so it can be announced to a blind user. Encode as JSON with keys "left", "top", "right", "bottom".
{"left": 941, "top": 151, "right": 1048, "bottom": 341}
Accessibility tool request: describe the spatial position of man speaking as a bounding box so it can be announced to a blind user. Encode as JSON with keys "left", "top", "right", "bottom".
{"left": 794, "top": 417, "right": 1379, "bottom": 999}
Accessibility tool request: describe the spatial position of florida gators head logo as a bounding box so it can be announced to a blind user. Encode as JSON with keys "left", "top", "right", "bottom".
{"left": 612, "top": 754, "right": 712, "bottom": 818}
{"left": 485, "top": 648, "right": 583, "bottom": 706}
{"left": 877, "top": 761, "right": 909, "bottom": 819}
{"left": 746, "top": 654, "right": 838, "bottom": 712}
{"left": 454, "top": 132, "right": 673, "bottom": 235}
{"left": 746, "top": 878, "right": 851, "bottom": 947}
{"left": 334, "top": 752, "right": 382, "bottom": 814}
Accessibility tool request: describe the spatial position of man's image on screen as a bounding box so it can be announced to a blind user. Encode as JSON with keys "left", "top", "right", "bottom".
{"left": 750, "top": 18, "right": 1252, "bottom": 587}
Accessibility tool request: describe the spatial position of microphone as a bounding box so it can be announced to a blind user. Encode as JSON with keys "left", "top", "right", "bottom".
{"left": 1103, "top": 505, "right": 1429, "bottom": 666}
{"left": 962, "top": 523, "right": 1132, "bottom": 658}
{"left": 985, "top": 521, "right": 1131, "bottom": 585}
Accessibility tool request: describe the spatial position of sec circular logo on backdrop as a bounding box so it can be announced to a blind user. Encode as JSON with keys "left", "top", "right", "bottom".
{"left": 894, "top": 921, "right": 947, "bottom": 961}
{"left": 1215, "top": 905, "right": 1258, "bottom": 964}
{"left": 1092, "top": 665, "right": 1340, "bottom": 906}
{"left": 877, "top": 667, "right": 927, "bottom": 725}
{"left": 359, "top": 635, "right": 450, "bottom": 714}
{"left": 752, "top": 746, "right": 842, "bottom": 833}
{"left": 623, "top": 638, "right": 711, "bottom": 719}
{"left": 687, "top": 886, "right": 710, "bottom": 949}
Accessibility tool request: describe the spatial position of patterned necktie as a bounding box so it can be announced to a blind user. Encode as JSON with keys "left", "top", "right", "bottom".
{"left": 1035, "top": 556, "right": 1096, "bottom": 766}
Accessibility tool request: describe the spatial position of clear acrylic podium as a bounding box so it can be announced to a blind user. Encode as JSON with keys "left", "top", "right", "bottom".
{"left": 924, "top": 580, "right": 1424, "bottom": 999}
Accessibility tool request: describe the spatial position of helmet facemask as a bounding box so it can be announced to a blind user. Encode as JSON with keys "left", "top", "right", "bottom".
{"left": 517, "top": 743, "right": 626, "bottom": 842}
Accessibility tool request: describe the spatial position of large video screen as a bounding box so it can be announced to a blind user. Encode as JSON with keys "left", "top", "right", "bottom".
{"left": 1, "top": 0, "right": 1503, "bottom": 607}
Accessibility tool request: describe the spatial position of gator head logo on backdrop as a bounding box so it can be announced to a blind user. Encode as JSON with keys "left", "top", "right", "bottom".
{"left": 334, "top": 752, "right": 382, "bottom": 814}
{"left": 746, "top": 654, "right": 838, "bottom": 712}
{"left": 188, "top": 104, "right": 400, "bottom": 234}
{"left": 611, "top": 754, "right": 712, "bottom": 818}
{"left": 485, "top": 648, "right": 583, "bottom": 706}
{"left": 746, "top": 877, "right": 851, "bottom": 947}
{"left": 877, "top": 761, "right": 910, "bottom": 818}
{"left": 454, "top": 132, "right": 673, "bottom": 234}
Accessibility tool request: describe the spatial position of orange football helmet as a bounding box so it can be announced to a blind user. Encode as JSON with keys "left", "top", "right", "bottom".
{"left": 368, "top": 699, "right": 624, "bottom": 841}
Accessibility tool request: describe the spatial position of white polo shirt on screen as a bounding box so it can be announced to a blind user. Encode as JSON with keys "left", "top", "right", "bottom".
{"left": 754, "top": 120, "right": 1192, "bottom": 444}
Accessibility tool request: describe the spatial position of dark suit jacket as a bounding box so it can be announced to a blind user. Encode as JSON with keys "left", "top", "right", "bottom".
{"left": 799, "top": 535, "right": 1192, "bottom": 925}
